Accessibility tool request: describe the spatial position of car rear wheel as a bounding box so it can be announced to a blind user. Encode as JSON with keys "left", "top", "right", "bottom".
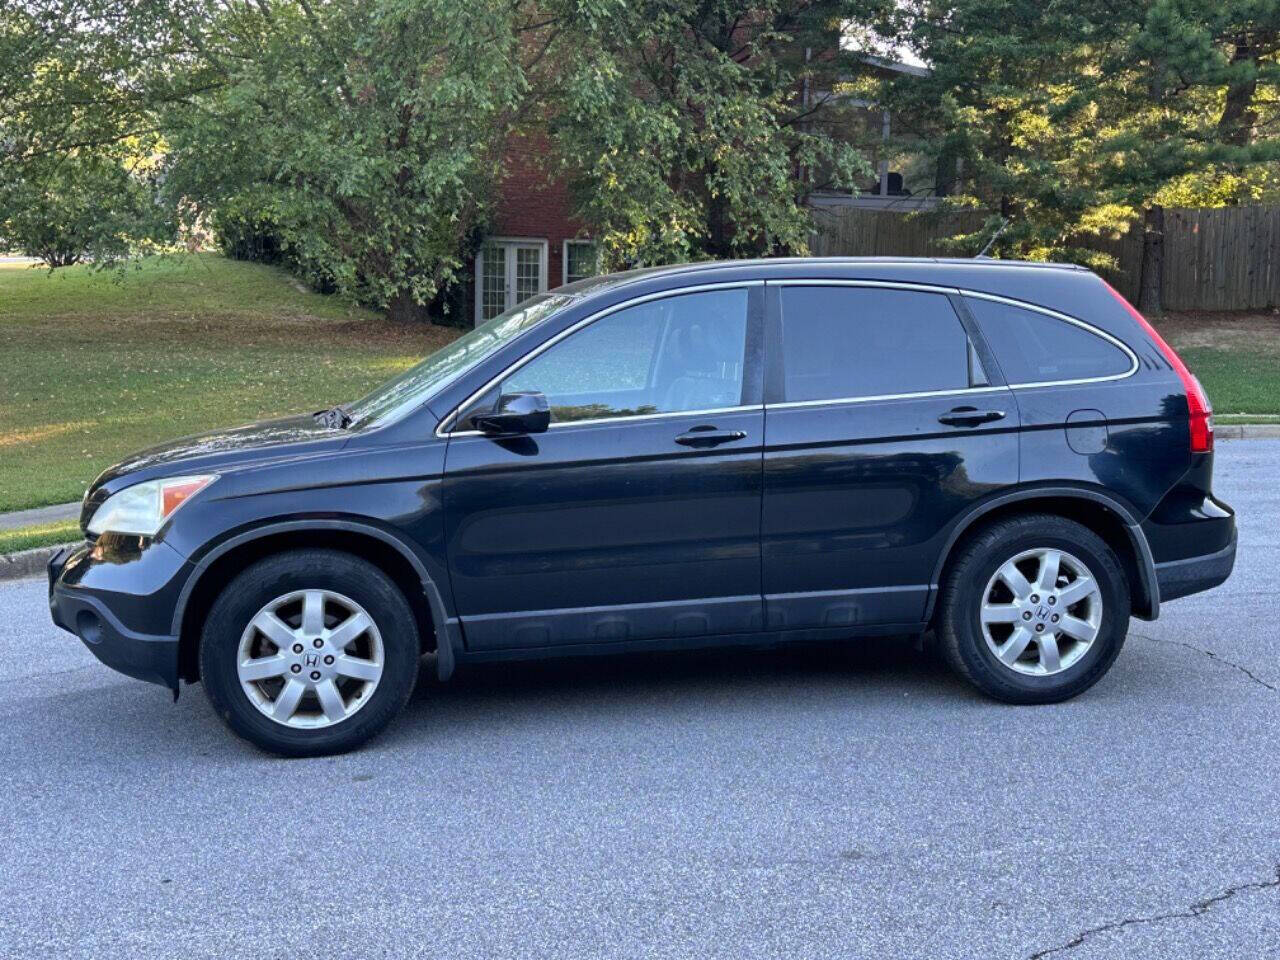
{"left": 200, "top": 549, "right": 419, "bottom": 756}
{"left": 938, "top": 514, "right": 1130, "bottom": 704}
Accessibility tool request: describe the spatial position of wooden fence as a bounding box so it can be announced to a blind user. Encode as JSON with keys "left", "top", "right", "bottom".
{"left": 809, "top": 204, "right": 1280, "bottom": 312}
{"left": 808, "top": 207, "right": 989, "bottom": 260}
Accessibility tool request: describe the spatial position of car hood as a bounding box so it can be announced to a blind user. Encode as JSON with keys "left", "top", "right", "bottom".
{"left": 84, "top": 414, "right": 350, "bottom": 505}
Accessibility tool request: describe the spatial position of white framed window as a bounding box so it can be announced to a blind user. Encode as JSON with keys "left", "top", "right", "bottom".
{"left": 563, "top": 239, "right": 600, "bottom": 285}
{"left": 475, "top": 238, "right": 549, "bottom": 325}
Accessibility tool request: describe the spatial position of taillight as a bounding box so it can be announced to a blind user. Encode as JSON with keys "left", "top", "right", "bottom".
{"left": 1102, "top": 281, "right": 1213, "bottom": 453}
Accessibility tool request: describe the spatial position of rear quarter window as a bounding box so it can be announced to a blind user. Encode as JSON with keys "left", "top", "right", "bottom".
{"left": 965, "top": 296, "right": 1134, "bottom": 385}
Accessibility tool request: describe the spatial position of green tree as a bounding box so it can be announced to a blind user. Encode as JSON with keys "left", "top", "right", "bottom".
{"left": 541, "top": 1, "right": 881, "bottom": 268}
{"left": 0, "top": 141, "right": 166, "bottom": 267}
{"left": 2, "top": 0, "right": 526, "bottom": 321}
{"left": 160, "top": 0, "right": 527, "bottom": 321}
{"left": 884, "top": 0, "right": 1279, "bottom": 306}
{"left": 1, "top": 6, "right": 176, "bottom": 266}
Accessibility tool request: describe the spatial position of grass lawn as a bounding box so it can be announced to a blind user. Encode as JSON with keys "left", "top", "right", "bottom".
{"left": 1158, "top": 311, "right": 1280, "bottom": 419}
{"left": 1, "top": 254, "right": 460, "bottom": 513}
{"left": 0, "top": 520, "right": 80, "bottom": 555}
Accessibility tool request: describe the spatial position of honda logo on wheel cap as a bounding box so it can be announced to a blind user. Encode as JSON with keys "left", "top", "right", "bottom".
{"left": 304, "top": 653, "right": 320, "bottom": 667}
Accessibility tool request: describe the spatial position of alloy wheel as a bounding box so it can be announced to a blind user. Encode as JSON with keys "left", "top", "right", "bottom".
{"left": 979, "top": 548, "right": 1103, "bottom": 677}
{"left": 236, "top": 589, "right": 384, "bottom": 728}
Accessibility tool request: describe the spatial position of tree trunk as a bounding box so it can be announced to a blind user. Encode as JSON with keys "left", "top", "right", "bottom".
{"left": 1217, "top": 37, "right": 1262, "bottom": 147}
{"left": 1138, "top": 205, "right": 1164, "bottom": 315}
{"left": 386, "top": 288, "right": 428, "bottom": 324}
{"left": 41, "top": 250, "right": 80, "bottom": 269}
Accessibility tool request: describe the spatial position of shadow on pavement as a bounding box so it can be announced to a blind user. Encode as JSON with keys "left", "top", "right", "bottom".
{"left": 411, "top": 633, "right": 964, "bottom": 711}
{"left": 12, "top": 635, "right": 971, "bottom": 763}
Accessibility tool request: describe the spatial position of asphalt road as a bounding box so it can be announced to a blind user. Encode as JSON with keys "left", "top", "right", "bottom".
{"left": 2, "top": 441, "right": 1277, "bottom": 960}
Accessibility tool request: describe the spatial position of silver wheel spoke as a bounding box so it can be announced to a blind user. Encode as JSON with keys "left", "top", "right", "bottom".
{"left": 272, "top": 678, "right": 306, "bottom": 722}
{"left": 1057, "top": 577, "right": 1098, "bottom": 608}
{"left": 335, "top": 655, "right": 381, "bottom": 682}
{"left": 982, "top": 603, "right": 1022, "bottom": 624}
{"left": 1037, "top": 634, "right": 1062, "bottom": 673}
{"left": 239, "top": 655, "right": 288, "bottom": 681}
{"left": 301, "top": 591, "right": 326, "bottom": 636}
{"left": 314, "top": 679, "right": 346, "bottom": 723}
{"left": 252, "top": 611, "right": 296, "bottom": 651}
{"left": 327, "top": 611, "right": 372, "bottom": 651}
{"left": 997, "top": 627, "right": 1034, "bottom": 665}
{"left": 997, "top": 560, "right": 1033, "bottom": 599}
{"left": 1037, "top": 550, "right": 1061, "bottom": 591}
{"left": 1058, "top": 614, "right": 1099, "bottom": 643}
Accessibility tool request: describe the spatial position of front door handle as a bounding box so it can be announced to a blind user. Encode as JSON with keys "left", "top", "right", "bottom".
{"left": 938, "top": 406, "right": 1006, "bottom": 427}
{"left": 674, "top": 426, "right": 748, "bottom": 448}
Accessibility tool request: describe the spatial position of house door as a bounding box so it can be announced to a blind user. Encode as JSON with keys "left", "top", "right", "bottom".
{"left": 476, "top": 240, "right": 548, "bottom": 324}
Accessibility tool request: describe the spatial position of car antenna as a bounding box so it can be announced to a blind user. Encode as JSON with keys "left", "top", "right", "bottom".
{"left": 976, "top": 217, "right": 1009, "bottom": 259}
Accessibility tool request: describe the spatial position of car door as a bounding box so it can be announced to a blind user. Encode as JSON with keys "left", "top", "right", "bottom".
{"left": 443, "top": 283, "right": 766, "bottom": 650}
{"left": 761, "top": 281, "right": 1020, "bottom": 631}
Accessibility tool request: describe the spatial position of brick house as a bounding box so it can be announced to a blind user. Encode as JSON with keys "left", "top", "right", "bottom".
{"left": 468, "top": 129, "right": 599, "bottom": 326}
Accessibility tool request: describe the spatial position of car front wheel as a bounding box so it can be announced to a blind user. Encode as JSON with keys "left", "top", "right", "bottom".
{"left": 938, "top": 514, "right": 1131, "bottom": 704}
{"left": 200, "top": 549, "right": 420, "bottom": 756}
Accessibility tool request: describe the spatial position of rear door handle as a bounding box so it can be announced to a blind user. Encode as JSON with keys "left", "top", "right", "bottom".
{"left": 938, "top": 407, "right": 1006, "bottom": 427}
{"left": 674, "top": 426, "right": 748, "bottom": 448}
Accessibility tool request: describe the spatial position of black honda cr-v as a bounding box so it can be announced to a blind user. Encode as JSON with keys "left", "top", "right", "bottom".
{"left": 49, "top": 258, "right": 1236, "bottom": 755}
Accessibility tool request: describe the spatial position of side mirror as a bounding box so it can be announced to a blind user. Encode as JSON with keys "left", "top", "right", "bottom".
{"left": 473, "top": 391, "right": 550, "bottom": 436}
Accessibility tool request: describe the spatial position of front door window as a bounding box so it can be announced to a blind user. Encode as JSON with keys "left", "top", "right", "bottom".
{"left": 477, "top": 241, "right": 547, "bottom": 324}
{"left": 481, "top": 287, "right": 749, "bottom": 425}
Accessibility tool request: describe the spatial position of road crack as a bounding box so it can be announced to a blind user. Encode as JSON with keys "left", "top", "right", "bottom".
{"left": 1133, "top": 632, "right": 1277, "bottom": 692}
{"left": 1029, "top": 863, "right": 1280, "bottom": 958}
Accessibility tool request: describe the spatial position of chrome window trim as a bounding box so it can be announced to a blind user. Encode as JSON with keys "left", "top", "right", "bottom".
{"left": 435, "top": 280, "right": 763, "bottom": 438}
{"left": 768, "top": 385, "right": 1009, "bottom": 411}
{"left": 447, "top": 404, "right": 763, "bottom": 439}
{"left": 438, "top": 277, "right": 1141, "bottom": 434}
{"left": 769, "top": 279, "right": 1140, "bottom": 401}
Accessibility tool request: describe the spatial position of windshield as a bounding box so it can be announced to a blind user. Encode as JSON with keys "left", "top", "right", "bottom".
{"left": 347, "top": 293, "right": 577, "bottom": 428}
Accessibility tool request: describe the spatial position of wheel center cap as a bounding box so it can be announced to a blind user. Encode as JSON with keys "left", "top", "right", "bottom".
{"left": 303, "top": 652, "right": 320, "bottom": 668}
{"left": 1033, "top": 604, "right": 1052, "bottom": 623}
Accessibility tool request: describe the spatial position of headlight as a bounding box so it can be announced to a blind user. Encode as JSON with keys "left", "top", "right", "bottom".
{"left": 87, "top": 475, "right": 217, "bottom": 537}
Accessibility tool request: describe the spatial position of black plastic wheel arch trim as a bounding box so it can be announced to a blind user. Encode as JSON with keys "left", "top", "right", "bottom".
{"left": 922, "top": 485, "right": 1160, "bottom": 624}
{"left": 170, "top": 519, "right": 460, "bottom": 682}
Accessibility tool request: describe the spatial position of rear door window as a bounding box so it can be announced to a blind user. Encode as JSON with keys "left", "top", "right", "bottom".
{"left": 777, "top": 286, "right": 974, "bottom": 402}
{"left": 964, "top": 296, "right": 1133, "bottom": 385}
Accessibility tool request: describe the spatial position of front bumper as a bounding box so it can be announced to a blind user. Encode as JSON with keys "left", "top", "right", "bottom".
{"left": 48, "top": 540, "right": 187, "bottom": 692}
{"left": 1153, "top": 528, "right": 1238, "bottom": 604}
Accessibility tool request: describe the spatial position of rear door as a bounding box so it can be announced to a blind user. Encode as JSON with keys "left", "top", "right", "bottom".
{"left": 761, "top": 282, "right": 1020, "bottom": 631}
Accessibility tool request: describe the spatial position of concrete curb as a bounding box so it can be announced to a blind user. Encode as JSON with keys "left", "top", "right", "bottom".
{"left": 1218, "top": 424, "right": 1280, "bottom": 439}
{"left": 0, "top": 543, "right": 74, "bottom": 583}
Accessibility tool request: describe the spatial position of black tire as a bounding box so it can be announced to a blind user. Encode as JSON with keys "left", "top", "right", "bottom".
{"left": 200, "top": 549, "right": 419, "bottom": 757}
{"left": 938, "top": 514, "right": 1130, "bottom": 704}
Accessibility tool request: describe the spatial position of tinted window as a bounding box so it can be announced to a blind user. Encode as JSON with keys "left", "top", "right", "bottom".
{"left": 966, "top": 297, "right": 1132, "bottom": 384}
{"left": 779, "top": 287, "right": 971, "bottom": 402}
{"left": 495, "top": 288, "right": 748, "bottom": 424}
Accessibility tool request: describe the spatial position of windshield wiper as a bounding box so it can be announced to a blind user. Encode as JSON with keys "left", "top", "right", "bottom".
{"left": 314, "top": 404, "right": 353, "bottom": 429}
